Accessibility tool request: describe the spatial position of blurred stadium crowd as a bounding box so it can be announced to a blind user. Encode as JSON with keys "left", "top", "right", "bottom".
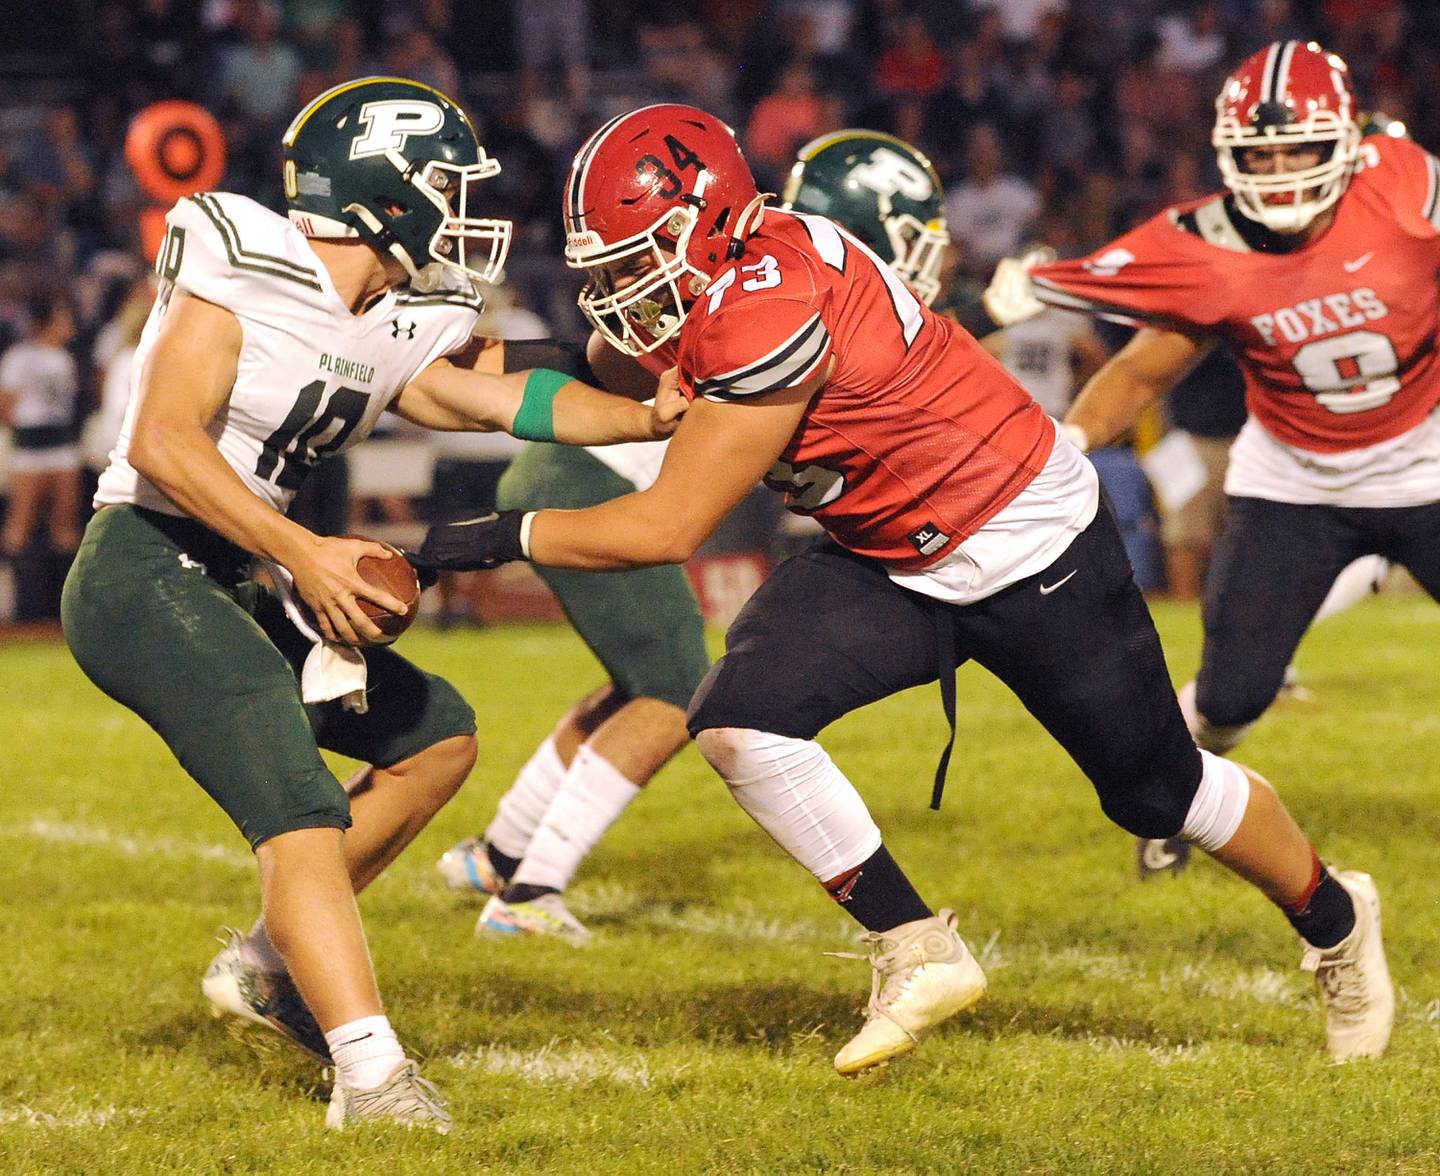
{"left": 1, "top": 0, "right": 1438, "bottom": 618}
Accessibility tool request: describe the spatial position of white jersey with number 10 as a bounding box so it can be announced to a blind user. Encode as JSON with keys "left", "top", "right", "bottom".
{"left": 95, "top": 192, "right": 480, "bottom": 517}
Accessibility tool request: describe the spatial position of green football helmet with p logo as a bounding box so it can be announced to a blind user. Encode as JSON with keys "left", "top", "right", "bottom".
{"left": 282, "top": 76, "right": 512, "bottom": 292}
{"left": 782, "top": 130, "right": 950, "bottom": 306}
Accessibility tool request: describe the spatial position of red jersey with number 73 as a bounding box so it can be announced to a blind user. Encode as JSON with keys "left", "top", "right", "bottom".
{"left": 670, "top": 208, "right": 1054, "bottom": 571}
{"left": 1030, "top": 134, "right": 1440, "bottom": 455}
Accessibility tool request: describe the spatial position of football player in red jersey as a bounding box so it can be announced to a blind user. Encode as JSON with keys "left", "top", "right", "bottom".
{"left": 989, "top": 44, "right": 1440, "bottom": 806}
{"left": 417, "top": 103, "right": 1392, "bottom": 1073}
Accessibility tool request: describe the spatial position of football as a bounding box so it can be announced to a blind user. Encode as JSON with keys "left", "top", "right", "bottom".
{"left": 351, "top": 538, "right": 421, "bottom": 644}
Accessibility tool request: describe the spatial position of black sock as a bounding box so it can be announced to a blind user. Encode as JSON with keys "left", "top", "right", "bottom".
{"left": 503, "top": 882, "right": 559, "bottom": 904}
{"left": 1287, "top": 867, "right": 1356, "bottom": 949}
{"left": 486, "top": 842, "right": 521, "bottom": 882}
{"left": 822, "top": 844, "right": 933, "bottom": 932}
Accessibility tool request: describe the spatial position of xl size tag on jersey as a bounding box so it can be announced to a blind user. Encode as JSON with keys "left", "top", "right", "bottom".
{"left": 909, "top": 522, "right": 950, "bottom": 557}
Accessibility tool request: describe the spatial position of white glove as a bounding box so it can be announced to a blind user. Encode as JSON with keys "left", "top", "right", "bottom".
{"left": 982, "top": 245, "right": 1055, "bottom": 328}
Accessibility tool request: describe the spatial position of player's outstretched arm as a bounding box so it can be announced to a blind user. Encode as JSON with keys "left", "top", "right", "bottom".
{"left": 418, "top": 371, "right": 823, "bottom": 574}
{"left": 394, "top": 347, "right": 678, "bottom": 444}
{"left": 127, "top": 290, "right": 401, "bottom": 644}
{"left": 1064, "top": 327, "right": 1215, "bottom": 451}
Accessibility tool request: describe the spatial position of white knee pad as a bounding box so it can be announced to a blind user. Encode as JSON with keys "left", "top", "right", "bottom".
{"left": 1178, "top": 680, "right": 1253, "bottom": 755}
{"left": 1180, "top": 749, "right": 1250, "bottom": 852}
{"left": 695, "top": 727, "right": 881, "bottom": 882}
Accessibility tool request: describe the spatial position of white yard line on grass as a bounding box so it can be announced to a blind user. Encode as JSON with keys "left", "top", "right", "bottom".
{"left": 447, "top": 1041, "right": 659, "bottom": 1088}
{"left": 3, "top": 817, "right": 250, "bottom": 868}
{"left": 0, "top": 1103, "right": 142, "bottom": 1129}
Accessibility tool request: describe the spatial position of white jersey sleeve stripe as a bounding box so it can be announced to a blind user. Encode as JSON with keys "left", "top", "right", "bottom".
{"left": 694, "top": 313, "right": 830, "bottom": 399}
{"left": 688, "top": 312, "right": 829, "bottom": 400}
{"left": 793, "top": 212, "right": 847, "bottom": 272}
{"left": 1424, "top": 152, "right": 1440, "bottom": 230}
{"left": 189, "top": 195, "right": 324, "bottom": 291}
{"left": 701, "top": 311, "right": 826, "bottom": 385}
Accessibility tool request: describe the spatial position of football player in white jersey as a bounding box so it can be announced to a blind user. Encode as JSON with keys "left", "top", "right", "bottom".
{"left": 62, "top": 77, "right": 682, "bottom": 1132}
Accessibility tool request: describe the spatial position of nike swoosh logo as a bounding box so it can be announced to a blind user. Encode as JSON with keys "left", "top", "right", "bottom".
{"left": 1038, "top": 569, "right": 1078, "bottom": 595}
{"left": 333, "top": 1032, "right": 374, "bottom": 1049}
{"left": 1343, "top": 252, "right": 1374, "bottom": 273}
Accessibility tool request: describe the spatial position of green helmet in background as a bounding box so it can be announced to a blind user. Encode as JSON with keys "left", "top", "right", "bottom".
{"left": 782, "top": 129, "right": 950, "bottom": 305}
{"left": 281, "top": 76, "right": 512, "bottom": 291}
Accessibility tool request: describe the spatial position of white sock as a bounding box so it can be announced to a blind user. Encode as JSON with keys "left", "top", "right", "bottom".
{"left": 1313, "top": 555, "right": 1389, "bottom": 623}
{"left": 512, "top": 746, "right": 641, "bottom": 892}
{"left": 239, "top": 919, "right": 287, "bottom": 975}
{"left": 325, "top": 1015, "right": 406, "bottom": 1091}
{"left": 695, "top": 728, "right": 881, "bottom": 882}
{"left": 485, "top": 735, "right": 567, "bottom": 859}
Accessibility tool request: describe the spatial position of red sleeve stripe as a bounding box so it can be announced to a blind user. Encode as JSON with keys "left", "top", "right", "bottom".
{"left": 695, "top": 313, "right": 831, "bottom": 399}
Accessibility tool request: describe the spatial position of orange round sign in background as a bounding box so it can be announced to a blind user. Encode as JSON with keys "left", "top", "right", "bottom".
{"left": 125, "top": 100, "right": 227, "bottom": 204}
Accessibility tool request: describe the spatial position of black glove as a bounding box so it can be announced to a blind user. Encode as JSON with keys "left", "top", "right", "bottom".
{"left": 414, "top": 510, "right": 528, "bottom": 573}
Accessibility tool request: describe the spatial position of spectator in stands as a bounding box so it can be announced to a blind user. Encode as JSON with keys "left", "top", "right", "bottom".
{"left": 0, "top": 292, "right": 82, "bottom": 557}
{"left": 514, "top": 0, "right": 590, "bottom": 108}
{"left": 922, "top": 39, "right": 1008, "bottom": 178}
{"left": 1157, "top": 1, "right": 1227, "bottom": 74}
{"left": 944, "top": 122, "right": 1040, "bottom": 271}
{"left": 383, "top": 22, "right": 461, "bottom": 101}
{"left": 746, "top": 63, "right": 841, "bottom": 189}
{"left": 872, "top": 14, "right": 946, "bottom": 99}
{"left": 971, "top": 0, "right": 1069, "bottom": 44}
{"left": 215, "top": 0, "right": 303, "bottom": 128}
{"left": 1036, "top": 69, "right": 1098, "bottom": 182}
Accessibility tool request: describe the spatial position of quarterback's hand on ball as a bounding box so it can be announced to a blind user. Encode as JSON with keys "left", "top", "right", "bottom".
{"left": 981, "top": 245, "right": 1055, "bottom": 329}
{"left": 650, "top": 368, "right": 688, "bottom": 437}
{"left": 288, "top": 534, "right": 404, "bottom": 646}
{"left": 415, "top": 510, "right": 529, "bottom": 573}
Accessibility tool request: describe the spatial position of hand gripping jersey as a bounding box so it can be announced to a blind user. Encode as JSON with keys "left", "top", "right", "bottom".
{"left": 675, "top": 208, "right": 1055, "bottom": 571}
{"left": 1031, "top": 135, "right": 1440, "bottom": 459}
{"left": 95, "top": 192, "right": 481, "bottom": 516}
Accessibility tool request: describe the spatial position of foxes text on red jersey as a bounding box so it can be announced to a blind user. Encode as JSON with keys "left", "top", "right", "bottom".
{"left": 1029, "top": 135, "right": 1440, "bottom": 455}
{"left": 673, "top": 208, "right": 1054, "bottom": 570}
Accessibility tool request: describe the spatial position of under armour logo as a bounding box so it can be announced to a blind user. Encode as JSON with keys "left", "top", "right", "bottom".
{"left": 391, "top": 319, "right": 416, "bottom": 340}
{"left": 177, "top": 553, "right": 207, "bottom": 574}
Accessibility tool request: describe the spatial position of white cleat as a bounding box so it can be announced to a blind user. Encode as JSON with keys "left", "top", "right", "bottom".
{"left": 325, "top": 1059, "right": 452, "bottom": 1133}
{"left": 478, "top": 892, "right": 593, "bottom": 945}
{"left": 201, "top": 929, "right": 330, "bottom": 1062}
{"left": 436, "top": 837, "right": 507, "bottom": 896}
{"left": 1301, "top": 870, "right": 1394, "bottom": 1063}
{"left": 830, "top": 909, "right": 987, "bottom": 1076}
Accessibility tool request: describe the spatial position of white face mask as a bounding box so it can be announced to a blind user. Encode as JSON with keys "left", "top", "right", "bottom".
{"left": 1213, "top": 119, "right": 1360, "bottom": 234}
{"left": 567, "top": 206, "right": 710, "bottom": 356}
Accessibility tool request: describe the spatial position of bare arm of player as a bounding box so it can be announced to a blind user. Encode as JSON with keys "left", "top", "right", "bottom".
{"left": 1064, "top": 327, "right": 1215, "bottom": 450}
{"left": 978, "top": 332, "right": 1006, "bottom": 361}
{"left": 1070, "top": 325, "right": 1110, "bottom": 387}
{"left": 127, "top": 290, "right": 402, "bottom": 645}
{"left": 393, "top": 341, "right": 683, "bottom": 441}
{"left": 526, "top": 367, "right": 829, "bottom": 570}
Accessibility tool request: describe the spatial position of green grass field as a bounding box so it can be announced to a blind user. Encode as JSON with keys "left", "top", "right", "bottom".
{"left": 3, "top": 597, "right": 1439, "bottom": 1174}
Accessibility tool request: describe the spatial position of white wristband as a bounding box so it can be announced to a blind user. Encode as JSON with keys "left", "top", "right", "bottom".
{"left": 1060, "top": 422, "right": 1089, "bottom": 453}
{"left": 519, "top": 511, "right": 536, "bottom": 559}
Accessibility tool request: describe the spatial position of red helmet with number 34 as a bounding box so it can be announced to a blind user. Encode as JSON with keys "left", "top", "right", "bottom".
{"left": 563, "top": 104, "right": 766, "bottom": 355}
{"left": 1212, "top": 40, "right": 1360, "bottom": 234}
